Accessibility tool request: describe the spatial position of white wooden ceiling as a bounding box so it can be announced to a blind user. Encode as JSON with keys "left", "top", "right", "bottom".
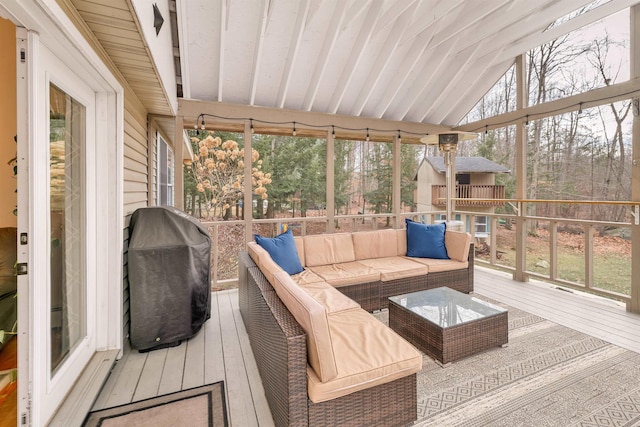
{"left": 176, "top": 0, "right": 638, "bottom": 127}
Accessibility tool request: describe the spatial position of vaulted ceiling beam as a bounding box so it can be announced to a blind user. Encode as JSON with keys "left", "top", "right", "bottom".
{"left": 328, "top": 0, "right": 383, "bottom": 113}
{"left": 486, "top": 0, "right": 638, "bottom": 65}
{"left": 276, "top": 0, "right": 310, "bottom": 108}
{"left": 302, "top": 1, "right": 347, "bottom": 111}
{"left": 248, "top": 0, "right": 270, "bottom": 105}
{"left": 352, "top": 1, "right": 418, "bottom": 115}
{"left": 370, "top": 22, "right": 439, "bottom": 118}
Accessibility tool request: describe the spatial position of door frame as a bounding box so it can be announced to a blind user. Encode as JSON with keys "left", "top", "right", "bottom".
{"left": 7, "top": 0, "right": 124, "bottom": 424}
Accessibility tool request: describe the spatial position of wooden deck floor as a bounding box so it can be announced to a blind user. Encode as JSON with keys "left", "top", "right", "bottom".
{"left": 92, "top": 267, "right": 640, "bottom": 425}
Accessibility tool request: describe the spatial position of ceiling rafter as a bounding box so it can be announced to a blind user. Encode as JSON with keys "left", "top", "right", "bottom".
{"left": 248, "top": 0, "right": 270, "bottom": 105}
{"left": 402, "top": 0, "right": 465, "bottom": 42}
{"left": 375, "top": 0, "right": 420, "bottom": 34}
{"left": 217, "top": 0, "right": 227, "bottom": 102}
{"left": 417, "top": 41, "right": 488, "bottom": 123}
{"left": 302, "top": 1, "right": 348, "bottom": 111}
{"left": 445, "top": 0, "right": 552, "bottom": 57}
{"left": 426, "top": 0, "right": 604, "bottom": 116}
{"left": 425, "top": 0, "right": 512, "bottom": 53}
{"left": 327, "top": 0, "right": 384, "bottom": 113}
{"left": 467, "top": 0, "right": 591, "bottom": 63}
{"left": 370, "top": 21, "right": 440, "bottom": 118}
{"left": 276, "top": 0, "right": 310, "bottom": 108}
{"left": 390, "top": 34, "right": 460, "bottom": 121}
{"left": 481, "top": 0, "right": 635, "bottom": 65}
{"left": 442, "top": 59, "right": 516, "bottom": 126}
{"left": 352, "top": 1, "right": 418, "bottom": 116}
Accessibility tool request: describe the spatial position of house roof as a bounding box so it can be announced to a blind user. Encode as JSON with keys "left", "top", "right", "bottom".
{"left": 175, "top": 0, "right": 630, "bottom": 127}
{"left": 424, "top": 156, "right": 512, "bottom": 174}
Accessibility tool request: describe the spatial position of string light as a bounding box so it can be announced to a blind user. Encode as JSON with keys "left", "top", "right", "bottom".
{"left": 485, "top": 125, "right": 488, "bottom": 135}
{"left": 578, "top": 102, "right": 583, "bottom": 115}
{"left": 191, "top": 113, "right": 436, "bottom": 141}
{"left": 525, "top": 115, "right": 529, "bottom": 127}
{"left": 397, "top": 130, "right": 401, "bottom": 142}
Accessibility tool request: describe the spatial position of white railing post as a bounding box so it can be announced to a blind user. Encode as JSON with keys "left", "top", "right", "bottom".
{"left": 550, "top": 221, "right": 558, "bottom": 280}
{"left": 585, "top": 224, "right": 594, "bottom": 290}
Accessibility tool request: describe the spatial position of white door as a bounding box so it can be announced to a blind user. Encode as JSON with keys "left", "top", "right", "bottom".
{"left": 19, "top": 38, "right": 99, "bottom": 425}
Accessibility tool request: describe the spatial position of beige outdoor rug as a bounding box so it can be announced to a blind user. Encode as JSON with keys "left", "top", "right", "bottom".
{"left": 82, "top": 382, "right": 227, "bottom": 427}
{"left": 376, "top": 295, "right": 640, "bottom": 427}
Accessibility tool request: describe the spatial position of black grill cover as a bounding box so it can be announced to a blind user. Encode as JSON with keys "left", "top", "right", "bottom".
{"left": 128, "top": 206, "right": 211, "bottom": 351}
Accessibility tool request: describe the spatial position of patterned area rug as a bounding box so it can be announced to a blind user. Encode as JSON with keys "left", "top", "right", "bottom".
{"left": 376, "top": 295, "right": 640, "bottom": 427}
{"left": 82, "top": 382, "right": 227, "bottom": 427}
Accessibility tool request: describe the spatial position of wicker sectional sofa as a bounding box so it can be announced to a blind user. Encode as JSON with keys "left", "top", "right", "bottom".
{"left": 238, "top": 227, "right": 474, "bottom": 426}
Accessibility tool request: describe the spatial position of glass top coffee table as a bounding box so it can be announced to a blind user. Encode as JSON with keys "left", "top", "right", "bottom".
{"left": 388, "top": 287, "right": 508, "bottom": 366}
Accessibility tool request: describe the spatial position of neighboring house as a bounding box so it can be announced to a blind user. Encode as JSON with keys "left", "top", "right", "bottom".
{"left": 415, "top": 156, "right": 511, "bottom": 238}
{"left": 0, "top": 1, "right": 189, "bottom": 424}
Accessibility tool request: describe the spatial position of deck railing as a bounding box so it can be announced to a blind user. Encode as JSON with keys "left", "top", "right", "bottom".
{"left": 431, "top": 184, "right": 505, "bottom": 207}
{"left": 201, "top": 200, "right": 637, "bottom": 304}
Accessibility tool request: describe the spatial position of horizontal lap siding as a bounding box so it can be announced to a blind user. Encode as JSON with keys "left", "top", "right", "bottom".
{"left": 123, "top": 96, "right": 149, "bottom": 344}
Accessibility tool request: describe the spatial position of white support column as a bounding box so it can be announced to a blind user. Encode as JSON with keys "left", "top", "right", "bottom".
{"left": 244, "top": 121, "right": 253, "bottom": 243}
{"left": 629, "top": 5, "right": 640, "bottom": 313}
{"left": 327, "top": 129, "right": 335, "bottom": 233}
{"left": 514, "top": 54, "right": 528, "bottom": 282}
{"left": 174, "top": 115, "right": 184, "bottom": 210}
{"left": 393, "top": 133, "right": 401, "bottom": 228}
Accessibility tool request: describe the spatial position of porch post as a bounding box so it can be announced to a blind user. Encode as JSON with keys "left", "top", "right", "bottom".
{"left": 244, "top": 121, "right": 253, "bottom": 243}
{"left": 327, "top": 129, "right": 335, "bottom": 233}
{"left": 514, "top": 54, "right": 528, "bottom": 282}
{"left": 393, "top": 133, "right": 401, "bottom": 229}
{"left": 629, "top": 5, "right": 640, "bottom": 313}
{"left": 174, "top": 115, "right": 184, "bottom": 210}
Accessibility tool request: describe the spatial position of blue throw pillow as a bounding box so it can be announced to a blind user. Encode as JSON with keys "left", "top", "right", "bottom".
{"left": 405, "top": 219, "right": 449, "bottom": 259}
{"left": 254, "top": 229, "right": 304, "bottom": 275}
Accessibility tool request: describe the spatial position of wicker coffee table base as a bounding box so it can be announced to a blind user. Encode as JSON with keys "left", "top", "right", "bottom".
{"left": 389, "top": 295, "right": 508, "bottom": 366}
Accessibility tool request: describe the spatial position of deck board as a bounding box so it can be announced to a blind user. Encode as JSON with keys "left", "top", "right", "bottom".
{"left": 204, "top": 292, "right": 226, "bottom": 384}
{"left": 475, "top": 267, "right": 640, "bottom": 353}
{"left": 91, "top": 268, "right": 640, "bottom": 426}
{"left": 156, "top": 341, "right": 186, "bottom": 395}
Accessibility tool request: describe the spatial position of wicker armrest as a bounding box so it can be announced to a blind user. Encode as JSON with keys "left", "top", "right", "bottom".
{"left": 246, "top": 265, "right": 309, "bottom": 426}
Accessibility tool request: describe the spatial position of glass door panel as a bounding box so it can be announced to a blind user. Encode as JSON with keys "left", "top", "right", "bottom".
{"left": 48, "top": 84, "right": 86, "bottom": 375}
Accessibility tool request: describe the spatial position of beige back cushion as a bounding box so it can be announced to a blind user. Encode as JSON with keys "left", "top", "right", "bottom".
{"left": 272, "top": 271, "right": 338, "bottom": 382}
{"left": 246, "top": 242, "right": 284, "bottom": 284}
{"left": 396, "top": 229, "right": 407, "bottom": 256}
{"left": 303, "top": 233, "right": 356, "bottom": 267}
{"left": 247, "top": 241, "right": 262, "bottom": 265}
{"left": 352, "top": 229, "right": 398, "bottom": 260}
{"left": 294, "top": 236, "right": 305, "bottom": 267}
{"left": 445, "top": 231, "right": 472, "bottom": 262}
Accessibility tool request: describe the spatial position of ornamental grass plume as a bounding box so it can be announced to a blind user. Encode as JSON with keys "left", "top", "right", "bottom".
{"left": 188, "top": 134, "right": 271, "bottom": 219}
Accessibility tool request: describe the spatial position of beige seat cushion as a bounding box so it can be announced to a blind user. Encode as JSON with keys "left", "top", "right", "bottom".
{"left": 272, "top": 271, "right": 338, "bottom": 382}
{"left": 307, "top": 308, "right": 422, "bottom": 403}
{"left": 299, "top": 281, "right": 361, "bottom": 313}
{"left": 291, "top": 269, "right": 324, "bottom": 286}
{"left": 408, "top": 257, "right": 468, "bottom": 273}
{"left": 445, "top": 230, "right": 472, "bottom": 262}
{"left": 308, "top": 261, "right": 380, "bottom": 287}
{"left": 303, "top": 233, "right": 356, "bottom": 267}
{"left": 352, "top": 229, "right": 398, "bottom": 260}
{"left": 358, "top": 256, "right": 428, "bottom": 282}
